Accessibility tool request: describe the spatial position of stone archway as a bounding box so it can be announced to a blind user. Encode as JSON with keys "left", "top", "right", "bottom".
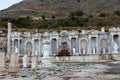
{"left": 26, "top": 42, "right": 32, "bottom": 56}
{"left": 59, "top": 31, "right": 70, "bottom": 56}
{"left": 59, "top": 42, "right": 70, "bottom": 56}
{"left": 80, "top": 39, "right": 88, "bottom": 54}
{"left": 100, "top": 38, "right": 108, "bottom": 54}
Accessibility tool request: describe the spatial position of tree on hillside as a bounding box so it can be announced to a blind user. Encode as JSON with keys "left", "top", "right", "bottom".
{"left": 115, "top": 10, "right": 120, "bottom": 16}
{"left": 75, "top": 10, "right": 84, "bottom": 17}
{"left": 14, "top": 16, "right": 31, "bottom": 28}
{"left": 69, "top": 12, "right": 76, "bottom": 20}
{"left": 99, "top": 13, "right": 107, "bottom": 17}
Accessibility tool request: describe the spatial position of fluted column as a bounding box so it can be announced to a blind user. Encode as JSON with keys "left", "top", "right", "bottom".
{"left": 7, "top": 22, "right": 12, "bottom": 59}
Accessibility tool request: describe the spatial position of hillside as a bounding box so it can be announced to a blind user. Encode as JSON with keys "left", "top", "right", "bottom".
{"left": 0, "top": 0, "right": 120, "bottom": 19}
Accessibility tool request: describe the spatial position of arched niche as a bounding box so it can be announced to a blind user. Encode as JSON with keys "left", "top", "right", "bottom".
{"left": 100, "top": 38, "right": 108, "bottom": 54}
{"left": 60, "top": 31, "right": 69, "bottom": 43}
{"left": 80, "top": 39, "right": 88, "bottom": 54}
{"left": 34, "top": 39, "right": 39, "bottom": 55}
{"left": 58, "top": 31, "right": 70, "bottom": 56}
{"left": 19, "top": 39, "right": 23, "bottom": 55}
{"left": 113, "top": 35, "right": 119, "bottom": 42}
{"left": 71, "top": 38, "right": 76, "bottom": 55}
{"left": 113, "top": 34, "right": 119, "bottom": 53}
{"left": 51, "top": 38, "right": 57, "bottom": 55}
{"left": 14, "top": 39, "right": 18, "bottom": 52}
{"left": 91, "top": 37, "right": 97, "bottom": 54}
{"left": 26, "top": 42, "right": 32, "bottom": 56}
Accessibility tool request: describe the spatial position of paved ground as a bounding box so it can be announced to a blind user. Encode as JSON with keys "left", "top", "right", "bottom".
{"left": 0, "top": 61, "right": 120, "bottom": 80}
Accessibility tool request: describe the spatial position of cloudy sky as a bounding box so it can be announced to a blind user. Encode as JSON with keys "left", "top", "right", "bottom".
{"left": 0, "top": 0, "right": 22, "bottom": 10}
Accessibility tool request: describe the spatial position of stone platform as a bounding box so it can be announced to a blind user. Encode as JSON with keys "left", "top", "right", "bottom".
{"left": 38, "top": 54, "right": 120, "bottom": 63}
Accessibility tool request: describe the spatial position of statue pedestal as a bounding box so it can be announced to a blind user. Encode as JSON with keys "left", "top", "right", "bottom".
{"left": 39, "top": 42, "right": 54, "bottom": 68}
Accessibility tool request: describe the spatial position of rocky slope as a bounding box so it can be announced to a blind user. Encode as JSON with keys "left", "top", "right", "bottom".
{"left": 0, "top": 0, "right": 120, "bottom": 19}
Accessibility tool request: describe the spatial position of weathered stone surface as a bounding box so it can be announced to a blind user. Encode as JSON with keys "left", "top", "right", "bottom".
{"left": 0, "top": 52, "right": 7, "bottom": 75}
{"left": 9, "top": 53, "right": 19, "bottom": 72}
{"left": 23, "top": 54, "right": 29, "bottom": 68}
{"left": 31, "top": 56, "right": 38, "bottom": 69}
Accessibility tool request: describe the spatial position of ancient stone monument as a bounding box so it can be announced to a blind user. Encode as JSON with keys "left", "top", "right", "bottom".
{"left": 40, "top": 42, "right": 52, "bottom": 67}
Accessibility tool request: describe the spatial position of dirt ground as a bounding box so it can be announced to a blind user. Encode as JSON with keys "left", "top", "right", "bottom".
{"left": 0, "top": 61, "right": 120, "bottom": 80}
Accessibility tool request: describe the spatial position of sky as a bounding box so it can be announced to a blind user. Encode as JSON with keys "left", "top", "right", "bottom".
{"left": 0, "top": 0, "right": 22, "bottom": 10}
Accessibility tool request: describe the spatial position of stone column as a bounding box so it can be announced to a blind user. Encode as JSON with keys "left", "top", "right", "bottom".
{"left": 56, "top": 39, "right": 59, "bottom": 55}
{"left": 40, "top": 37, "right": 42, "bottom": 56}
{"left": 18, "top": 38, "right": 20, "bottom": 56}
{"left": 12, "top": 39, "right": 14, "bottom": 53}
{"left": 88, "top": 36, "right": 91, "bottom": 54}
{"left": 76, "top": 37, "right": 79, "bottom": 55}
{"left": 32, "top": 38, "right": 35, "bottom": 56}
{"left": 69, "top": 37, "right": 72, "bottom": 55}
{"left": 7, "top": 23, "right": 12, "bottom": 59}
{"left": 96, "top": 36, "right": 99, "bottom": 54}
{"left": 50, "top": 39, "right": 52, "bottom": 55}
{"left": 38, "top": 38, "right": 40, "bottom": 55}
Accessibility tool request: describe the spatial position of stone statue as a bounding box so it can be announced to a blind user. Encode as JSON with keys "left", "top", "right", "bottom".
{"left": 23, "top": 54, "right": 29, "bottom": 68}
{"left": 35, "top": 51, "right": 38, "bottom": 55}
{"left": 101, "top": 27, "right": 105, "bottom": 33}
{"left": 73, "top": 48, "right": 76, "bottom": 54}
{"left": 113, "top": 42, "right": 119, "bottom": 53}
{"left": 43, "top": 44, "right": 49, "bottom": 57}
{"left": 15, "top": 47, "right": 18, "bottom": 53}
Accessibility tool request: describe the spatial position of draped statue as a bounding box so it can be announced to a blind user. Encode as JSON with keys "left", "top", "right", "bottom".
{"left": 113, "top": 42, "right": 119, "bottom": 53}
